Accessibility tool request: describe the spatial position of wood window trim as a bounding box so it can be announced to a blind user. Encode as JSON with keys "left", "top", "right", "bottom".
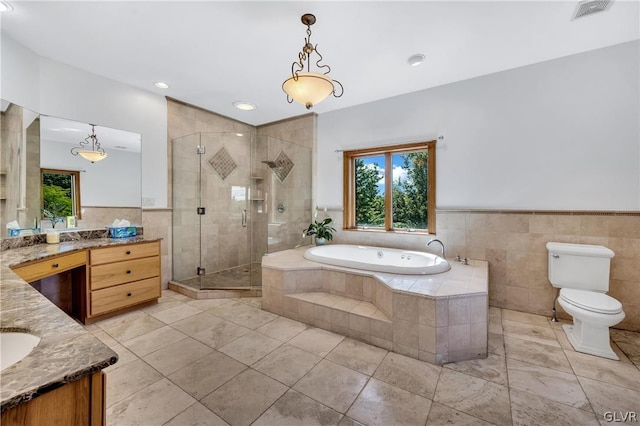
{"left": 343, "top": 141, "right": 436, "bottom": 234}
{"left": 41, "top": 168, "right": 82, "bottom": 219}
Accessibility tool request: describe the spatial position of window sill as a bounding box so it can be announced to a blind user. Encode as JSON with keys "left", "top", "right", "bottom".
{"left": 342, "top": 227, "right": 434, "bottom": 236}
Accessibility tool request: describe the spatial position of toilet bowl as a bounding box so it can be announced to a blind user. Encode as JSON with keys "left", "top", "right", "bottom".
{"left": 557, "top": 288, "right": 625, "bottom": 360}
{"left": 546, "top": 242, "right": 624, "bottom": 361}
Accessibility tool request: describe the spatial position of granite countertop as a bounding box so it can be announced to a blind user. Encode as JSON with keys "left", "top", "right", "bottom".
{"left": 0, "top": 237, "right": 158, "bottom": 412}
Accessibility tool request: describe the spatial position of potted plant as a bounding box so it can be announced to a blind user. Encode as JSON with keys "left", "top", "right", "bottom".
{"left": 304, "top": 218, "right": 336, "bottom": 245}
{"left": 41, "top": 205, "right": 65, "bottom": 229}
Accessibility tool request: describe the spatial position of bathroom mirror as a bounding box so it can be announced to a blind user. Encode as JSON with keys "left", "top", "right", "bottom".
{"left": 1, "top": 100, "right": 142, "bottom": 236}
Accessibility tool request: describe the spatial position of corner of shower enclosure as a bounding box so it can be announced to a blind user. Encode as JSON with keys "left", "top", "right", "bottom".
{"left": 170, "top": 132, "right": 311, "bottom": 292}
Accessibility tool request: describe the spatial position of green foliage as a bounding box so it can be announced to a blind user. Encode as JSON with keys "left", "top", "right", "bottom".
{"left": 43, "top": 172, "right": 72, "bottom": 189}
{"left": 41, "top": 171, "right": 73, "bottom": 227}
{"left": 355, "top": 159, "right": 384, "bottom": 227}
{"left": 304, "top": 218, "right": 336, "bottom": 241}
{"left": 42, "top": 185, "right": 72, "bottom": 228}
{"left": 354, "top": 152, "right": 429, "bottom": 230}
{"left": 392, "top": 153, "right": 428, "bottom": 229}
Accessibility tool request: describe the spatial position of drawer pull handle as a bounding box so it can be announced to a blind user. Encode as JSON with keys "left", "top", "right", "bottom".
{"left": 126, "top": 270, "right": 132, "bottom": 274}
{"left": 126, "top": 250, "right": 131, "bottom": 255}
{"left": 52, "top": 263, "right": 59, "bottom": 268}
{"left": 127, "top": 292, "right": 132, "bottom": 297}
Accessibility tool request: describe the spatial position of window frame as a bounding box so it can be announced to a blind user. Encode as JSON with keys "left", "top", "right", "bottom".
{"left": 343, "top": 141, "right": 436, "bottom": 234}
{"left": 40, "top": 168, "right": 82, "bottom": 220}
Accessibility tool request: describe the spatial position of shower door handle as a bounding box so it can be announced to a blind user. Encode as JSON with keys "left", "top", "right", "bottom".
{"left": 242, "top": 209, "right": 247, "bottom": 227}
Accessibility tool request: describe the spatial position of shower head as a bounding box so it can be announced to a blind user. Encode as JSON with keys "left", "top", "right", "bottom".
{"left": 262, "top": 160, "right": 280, "bottom": 168}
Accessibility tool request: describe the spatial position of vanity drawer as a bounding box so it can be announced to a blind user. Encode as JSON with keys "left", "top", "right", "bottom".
{"left": 90, "top": 277, "right": 160, "bottom": 316}
{"left": 90, "top": 242, "right": 160, "bottom": 266}
{"left": 90, "top": 257, "right": 160, "bottom": 290}
{"left": 12, "top": 251, "right": 87, "bottom": 283}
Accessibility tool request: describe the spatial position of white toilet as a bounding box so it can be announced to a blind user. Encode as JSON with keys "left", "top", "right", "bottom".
{"left": 546, "top": 242, "right": 625, "bottom": 360}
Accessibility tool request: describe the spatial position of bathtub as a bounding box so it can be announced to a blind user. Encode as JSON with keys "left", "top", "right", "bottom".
{"left": 303, "top": 244, "right": 451, "bottom": 275}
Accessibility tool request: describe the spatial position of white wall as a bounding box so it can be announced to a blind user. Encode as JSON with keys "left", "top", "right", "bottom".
{"left": 1, "top": 35, "right": 168, "bottom": 208}
{"left": 41, "top": 140, "right": 141, "bottom": 207}
{"left": 317, "top": 41, "right": 640, "bottom": 211}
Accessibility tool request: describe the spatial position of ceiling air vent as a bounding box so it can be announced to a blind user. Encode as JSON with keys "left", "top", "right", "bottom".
{"left": 571, "top": 0, "right": 614, "bottom": 19}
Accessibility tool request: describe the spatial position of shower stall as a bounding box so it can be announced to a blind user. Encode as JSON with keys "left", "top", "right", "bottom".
{"left": 171, "top": 132, "right": 311, "bottom": 290}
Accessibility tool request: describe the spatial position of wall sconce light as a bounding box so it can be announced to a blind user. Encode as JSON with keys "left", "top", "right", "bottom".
{"left": 71, "top": 124, "right": 108, "bottom": 163}
{"left": 282, "top": 13, "right": 343, "bottom": 110}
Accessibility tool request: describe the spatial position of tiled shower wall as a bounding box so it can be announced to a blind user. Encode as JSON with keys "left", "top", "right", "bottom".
{"left": 257, "top": 115, "right": 315, "bottom": 253}
{"left": 324, "top": 210, "right": 640, "bottom": 332}
{"left": 257, "top": 113, "right": 315, "bottom": 150}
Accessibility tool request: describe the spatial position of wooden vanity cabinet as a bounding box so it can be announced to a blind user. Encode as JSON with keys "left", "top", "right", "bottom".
{"left": 1, "top": 372, "right": 105, "bottom": 426}
{"left": 12, "top": 251, "right": 88, "bottom": 319}
{"left": 87, "top": 241, "right": 161, "bottom": 319}
{"left": 10, "top": 240, "right": 162, "bottom": 323}
{"left": 12, "top": 251, "right": 87, "bottom": 283}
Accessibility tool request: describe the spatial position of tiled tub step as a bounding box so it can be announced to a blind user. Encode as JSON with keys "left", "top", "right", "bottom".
{"left": 283, "top": 292, "right": 394, "bottom": 350}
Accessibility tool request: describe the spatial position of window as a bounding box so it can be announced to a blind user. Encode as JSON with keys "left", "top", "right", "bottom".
{"left": 41, "top": 169, "right": 81, "bottom": 219}
{"left": 343, "top": 141, "right": 436, "bottom": 233}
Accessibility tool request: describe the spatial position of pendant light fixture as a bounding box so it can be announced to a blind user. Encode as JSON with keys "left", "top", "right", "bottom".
{"left": 70, "top": 124, "right": 108, "bottom": 163}
{"left": 282, "top": 13, "right": 343, "bottom": 110}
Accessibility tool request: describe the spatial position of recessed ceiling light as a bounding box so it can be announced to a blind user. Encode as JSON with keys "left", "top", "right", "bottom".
{"left": 233, "top": 101, "right": 256, "bottom": 111}
{"left": 408, "top": 54, "right": 426, "bottom": 67}
{"left": 0, "top": 1, "right": 14, "bottom": 12}
{"left": 154, "top": 81, "right": 169, "bottom": 89}
{"left": 236, "top": 133, "right": 244, "bottom": 137}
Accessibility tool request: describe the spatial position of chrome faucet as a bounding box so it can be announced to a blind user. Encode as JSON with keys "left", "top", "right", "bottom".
{"left": 427, "top": 238, "right": 446, "bottom": 258}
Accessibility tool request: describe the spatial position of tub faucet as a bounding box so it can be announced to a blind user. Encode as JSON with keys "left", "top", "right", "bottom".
{"left": 427, "top": 238, "right": 445, "bottom": 258}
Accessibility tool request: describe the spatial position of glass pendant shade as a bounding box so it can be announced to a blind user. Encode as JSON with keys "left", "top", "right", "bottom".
{"left": 78, "top": 150, "right": 108, "bottom": 163}
{"left": 283, "top": 14, "right": 343, "bottom": 109}
{"left": 71, "top": 124, "right": 107, "bottom": 163}
{"left": 283, "top": 73, "right": 334, "bottom": 109}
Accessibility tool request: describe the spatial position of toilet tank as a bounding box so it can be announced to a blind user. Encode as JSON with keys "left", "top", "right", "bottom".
{"left": 546, "top": 242, "right": 614, "bottom": 292}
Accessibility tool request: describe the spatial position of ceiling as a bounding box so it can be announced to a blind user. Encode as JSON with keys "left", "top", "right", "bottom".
{"left": 41, "top": 116, "right": 142, "bottom": 152}
{"left": 2, "top": 1, "right": 638, "bottom": 126}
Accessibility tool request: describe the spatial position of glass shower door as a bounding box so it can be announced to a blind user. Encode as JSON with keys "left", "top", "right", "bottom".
{"left": 171, "top": 133, "right": 202, "bottom": 288}
{"left": 198, "top": 132, "right": 254, "bottom": 289}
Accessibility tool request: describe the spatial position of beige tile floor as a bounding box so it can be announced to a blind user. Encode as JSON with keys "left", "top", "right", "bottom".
{"left": 84, "top": 290, "right": 640, "bottom": 426}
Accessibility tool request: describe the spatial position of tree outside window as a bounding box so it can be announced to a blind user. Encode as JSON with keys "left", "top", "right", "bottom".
{"left": 41, "top": 169, "right": 81, "bottom": 223}
{"left": 344, "top": 142, "right": 435, "bottom": 233}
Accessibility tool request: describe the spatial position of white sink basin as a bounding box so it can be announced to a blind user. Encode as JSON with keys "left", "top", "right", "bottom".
{"left": 0, "top": 332, "right": 41, "bottom": 371}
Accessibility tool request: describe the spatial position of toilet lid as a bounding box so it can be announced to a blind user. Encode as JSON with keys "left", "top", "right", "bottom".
{"left": 560, "top": 288, "right": 622, "bottom": 314}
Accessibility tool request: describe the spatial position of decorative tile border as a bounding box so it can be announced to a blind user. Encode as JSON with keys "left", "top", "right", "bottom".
{"left": 436, "top": 209, "right": 640, "bottom": 216}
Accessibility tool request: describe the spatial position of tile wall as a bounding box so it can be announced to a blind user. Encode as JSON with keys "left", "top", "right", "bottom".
{"left": 25, "top": 118, "right": 40, "bottom": 229}
{"left": 437, "top": 211, "right": 640, "bottom": 332}
{"left": 142, "top": 209, "right": 172, "bottom": 289}
{"left": 257, "top": 115, "right": 316, "bottom": 254}
{"left": 256, "top": 113, "right": 316, "bottom": 150}
{"left": 78, "top": 207, "right": 142, "bottom": 229}
{"left": 1, "top": 105, "right": 22, "bottom": 232}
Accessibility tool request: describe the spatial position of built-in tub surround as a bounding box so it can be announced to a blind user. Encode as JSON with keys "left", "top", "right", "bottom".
{"left": 262, "top": 247, "right": 488, "bottom": 365}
